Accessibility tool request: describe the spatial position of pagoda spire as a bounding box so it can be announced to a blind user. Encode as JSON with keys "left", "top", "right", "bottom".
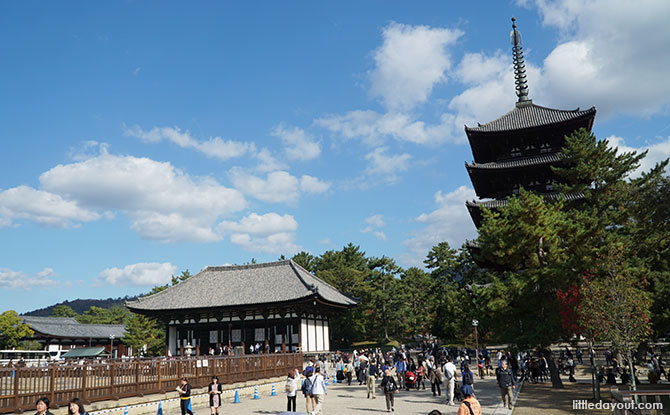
{"left": 511, "top": 17, "right": 530, "bottom": 103}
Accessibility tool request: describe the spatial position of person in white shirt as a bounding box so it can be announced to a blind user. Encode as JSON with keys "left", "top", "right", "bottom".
{"left": 309, "top": 366, "right": 327, "bottom": 415}
{"left": 285, "top": 369, "right": 300, "bottom": 412}
{"left": 443, "top": 358, "right": 457, "bottom": 405}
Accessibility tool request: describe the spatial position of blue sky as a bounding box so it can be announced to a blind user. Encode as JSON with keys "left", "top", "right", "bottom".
{"left": 1, "top": 1, "right": 669, "bottom": 313}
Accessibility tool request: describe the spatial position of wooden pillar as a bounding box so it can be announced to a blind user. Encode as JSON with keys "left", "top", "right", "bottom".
{"left": 165, "top": 323, "right": 170, "bottom": 357}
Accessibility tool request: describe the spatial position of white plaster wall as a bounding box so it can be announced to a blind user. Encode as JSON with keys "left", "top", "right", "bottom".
{"left": 301, "top": 319, "right": 309, "bottom": 351}
{"left": 316, "top": 320, "right": 324, "bottom": 351}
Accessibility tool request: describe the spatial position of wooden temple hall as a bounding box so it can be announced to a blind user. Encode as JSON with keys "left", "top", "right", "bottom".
{"left": 464, "top": 18, "right": 596, "bottom": 232}
{"left": 126, "top": 260, "right": 358, "bottom": 356}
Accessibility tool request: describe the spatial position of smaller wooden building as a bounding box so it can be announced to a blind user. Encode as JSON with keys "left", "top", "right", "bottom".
{"left": 126, "top": 260, "right": 358, "bottom": 356}
{"left": 20, "top": 316, "right": 127, "bottom": 357}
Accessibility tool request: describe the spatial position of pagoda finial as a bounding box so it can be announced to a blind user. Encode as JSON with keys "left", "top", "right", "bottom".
{"left": 510, "top": 17, "right": 530, "bottom": 103}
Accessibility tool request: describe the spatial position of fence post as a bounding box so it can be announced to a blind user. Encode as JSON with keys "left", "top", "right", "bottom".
{"left": 13, "top": 368, "right": 21, "bottom": 412}
{"left": 50, "top": 366, "right": 56, "bottom": 409}
{"left": 81, "top": 364, "right": 88, "bottom": 403}
{"left": 135, "top": 361, "right": 142, "bottom": 396}
{"left": 157, "top": 360, "right": 162, "bottom": 392}
{"left": 110, "top": 362, "right": 116, "bottom": 398}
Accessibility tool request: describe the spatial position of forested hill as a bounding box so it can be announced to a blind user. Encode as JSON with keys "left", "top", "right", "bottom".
{"left": 24, "top": 296, "right": 137, "bottom": 316}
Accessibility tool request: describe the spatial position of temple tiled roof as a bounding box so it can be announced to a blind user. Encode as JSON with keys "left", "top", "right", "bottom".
{"left": 126, "top": 260, "right": 358, "bottom": 312}
{"left": 466, "top": 153, "right": 561, "bottom": 170}
{"left": 466, "top": 192, "right": 585, "bottom": 209}
{"left": 465, "top": 102, "right": 596, "bottom": 133}
{"left": 21, "top": 316, "right": 126, "bottom": 339}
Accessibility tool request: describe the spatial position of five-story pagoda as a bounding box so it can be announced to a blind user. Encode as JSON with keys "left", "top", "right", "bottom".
{"left": 464, "top": 18, "right": 596, "bottom": 232}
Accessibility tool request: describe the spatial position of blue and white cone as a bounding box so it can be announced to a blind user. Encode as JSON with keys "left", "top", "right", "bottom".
{"left": 271, "top": 383, "right": 277, "bottom": 396}
{"left": 253, "top": 385, "right": 260, "bottom": 400}
{"left": 233, "top": 388, "right": 240, "bottom": 403}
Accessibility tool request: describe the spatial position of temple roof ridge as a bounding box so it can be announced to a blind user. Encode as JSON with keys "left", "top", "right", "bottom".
{"left": 465, "top": 103, "right": 596, "bottom": 133}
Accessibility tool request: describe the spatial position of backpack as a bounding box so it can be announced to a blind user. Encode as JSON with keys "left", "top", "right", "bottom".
{"left": 383, "top": 377, "right": 396, "bottom": 392}
{"left": 285, "top": 379, "right": 293, "bottom": 393}
{"left": 301, "top": 377, "right": 312, "bottom": 395}
{"left": 463, "top": 371, "right": 474, "bottom": 385}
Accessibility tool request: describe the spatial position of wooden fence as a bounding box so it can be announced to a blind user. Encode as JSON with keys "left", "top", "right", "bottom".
{"left": 610, "top": 386, "right": 670, "bottom": 415}
{"left": 0, "top": 353, "right": 302, "bottom": 414}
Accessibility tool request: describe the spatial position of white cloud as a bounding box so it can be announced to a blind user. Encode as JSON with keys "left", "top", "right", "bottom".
{"left": 370, "top": 22, "right": 463, "bottom": 111}
{"left": 272, "top": 124, "right": 321, "bottom": 161}
{"left": 125, "top": 125, "right": 256, "bottom": 160}
{"left": 361, "top": 214, "right": 386, "bottom": 240}
{"left": 98, "top": 262, "right": 178, "bottom": 286}
{"left": 230, "top": 232, "right": 301, "bottom": 254}
{"left": 255, "top": 148, "right": 288, "bottom": 172}
{"left": 229, "top": 169, "right": 329, "bottom": 204}
{"left": 365, "top": 147, "right": 411, "bottom": 183}
{"left": 300, "top": 175, "right": 331, "bottom": 194}
{"left": 316, "top": 110, "right": 461, "bottom": 146}
{"left": 218, "top": 212, "right": 301, "bottom": 254}
{"left": 607, "top": 135, "right": 670, "bottom": 177}
{"left": 319, "top": 237, "right": 333, "bottom": 245}
{"left": 520, "top": 0, "right": 670, "bottom": 118}
{"left": 0, "top": 185, "right": 100, "bottom": 228}
{"left": 365, "top": 214, "right": 385, "bottom": 228}
{"left": 401, "top": 185, "right": 478, "bottom": 266}
{"left": 218, "top": 212, "right": 298, "bottom": 236}
{"left": 0, "top": 267, "right": 60, "bottom": 289}
{"left": 36, "top": 152, "right": 246, "bottom": 242}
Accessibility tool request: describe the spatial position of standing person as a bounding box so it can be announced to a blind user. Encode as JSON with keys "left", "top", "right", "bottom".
{"left": 457, "top": 385, "right": 481, "bottom": 415}
{"left": 380, "top": 369, "right": 398, "bottom": 413}
{"left": 443, "top": 357, "right": 456, "bottom": 406}
{"left": 496, "top": 360, "right": 515, "bottom": 410}
{"left": 394, "top": 357, "right": 407, "bottom": 390}
{"left": 416, "top": 362, "right": 426, "bottom": 390}
{"left": 344, "top": 359, "right": 353, "bottom": 385}
{"left": 208, "top": 376, "right": 223, "bottom": 415}
{"left": 309, "top": 366, "right": 327, "bottom": 415}
{"left": 429, "top": 358, "right": 443, "bottom": 396}
{"left": 301, "top": 366, "right": 315, "bottom": 413}
{"left": 35, "top": 398, "right": 53, "bottom": 415}
{"left": 285, "top": 369, "right": 300, "bottom": 412}
{"left": 176, "top": 377, "right": 194, "bottom": 415}
{"left": 67, "top": 399, "right": 87, "bottom": 415}
{"left": 367, "top": 359, "right": 379, "bottom": 399}
{"left": 462, "top": 363, "right": 475, "bottom": 391}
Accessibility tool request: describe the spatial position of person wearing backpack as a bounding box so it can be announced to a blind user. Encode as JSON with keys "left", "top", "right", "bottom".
{"left": 462, "top": 363, "right": 475, "bottom": 390}
{"left": 380, "top": 369, "right": 398, "bottom": 412}
{"left": 429, "top": 357, "right": 443, "bottom": 396}
{"left": 457, "top": 384, "right": 481, "bottom": 415}
{"left": 285, "top": 369, "right": 300, "bottom": 412}
{"left": 301, "top": 366, "right": 315, "bottom": 413}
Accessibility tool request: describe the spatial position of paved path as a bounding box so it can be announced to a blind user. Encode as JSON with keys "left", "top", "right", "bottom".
{"left": 183, "top": 376, "right": 520, "bottom": 415}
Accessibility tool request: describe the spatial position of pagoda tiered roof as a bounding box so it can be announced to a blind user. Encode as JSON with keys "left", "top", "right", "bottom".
{"left": 466, "top": 192, "right": 585, "bottom": 228}
{"left": 465, "top": 102, "right": 596, "bottom": 134}
{"left": 466, "top": 153, "right": 561, "bottom": 171}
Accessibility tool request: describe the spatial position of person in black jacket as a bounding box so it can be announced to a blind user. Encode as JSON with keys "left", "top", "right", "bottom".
{"left": 380, "top": 369, "right": 398, "bottom": 412}
{"left": 208, "top": 376, "right": 223, "bottom": 415}
{"left": 496, "top": 360, "right": 516, "bottom": 410}
{"left": 177, "top": 377, "right": 194, "bottom": 415}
